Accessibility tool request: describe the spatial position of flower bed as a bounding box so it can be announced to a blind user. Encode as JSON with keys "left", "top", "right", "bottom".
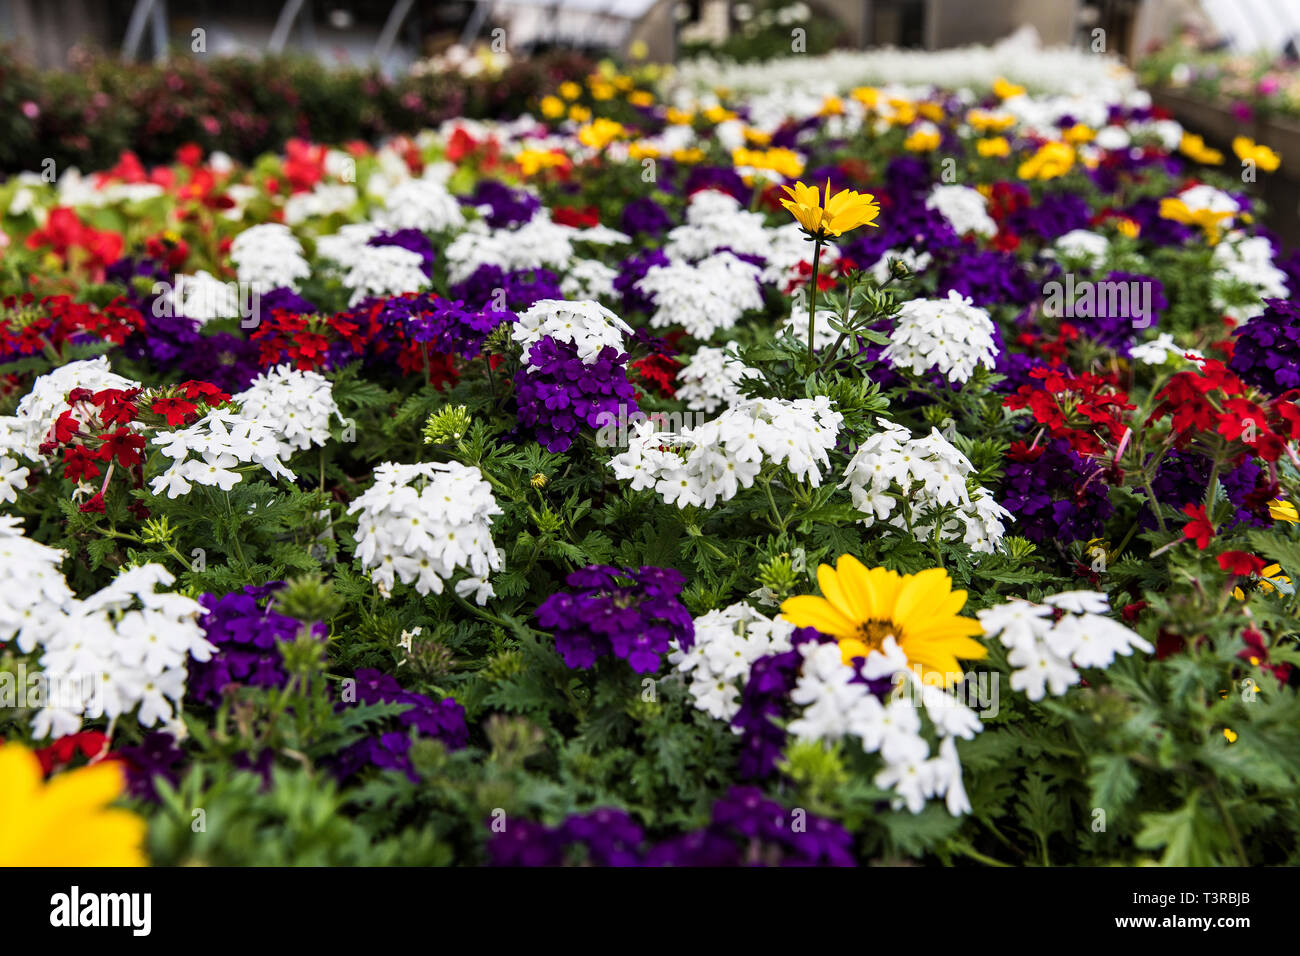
{"left": 1, "top": 52, "right": 1299, "bottom": 868}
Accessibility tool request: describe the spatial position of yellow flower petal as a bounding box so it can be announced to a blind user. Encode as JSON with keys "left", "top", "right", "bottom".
{"left": 780, "top": 594, "right": 856, "bottom": 639}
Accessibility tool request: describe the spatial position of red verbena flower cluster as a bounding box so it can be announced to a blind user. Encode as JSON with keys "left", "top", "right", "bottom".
{"left": 1148, "top": 358, "right": 1300, "bottom": 462}
{"left": 1003, "top": 364, "right": 1134, "bottom": 455}
{"left": 40, "top": 380, "right": 229, "bottom": 515}
{"left": 0, "top": 294, "right": 144, "bottom": 362}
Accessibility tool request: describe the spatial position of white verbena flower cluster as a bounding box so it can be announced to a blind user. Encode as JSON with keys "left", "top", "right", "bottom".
{"left": 347, "top": 461, "right": 503, "bottom": 601}
{"left": 1130, "top": 332, "right": 1205, "bottom": 367}
{"left": 444, "top": 216, "right": 579, "bottom": 283}
{"left": 978, "top": 590, "right": 1153, "bottom": 702}
{"left": 841, "top": 419, "right": 1011, "bottom": 553}
{"left": 234, "top": 364, "right": 341, "bottom": 460}
{"left": 786, "top": 639, "right": 980, "bottom": 815}
{"left": 609, "top": 396, "right": 842, "bottom": 508}
{"left": 340, "top": 244, "right": 431, "bottom": 307}
{"left": 1050, "top": 228, "right": 1110, "bottom": 269}
{"left": 883, "top": 290, "right": 999, "bottom": 383}
{"left": 675, "top": 343, "right": 757, "bottom": 413}
{"left": 284, "top": 182, "right": 359, "bottom": 225}
{"left": 637, "top": 251, "right": 765, "bottom": 339}
{"left": 168, "top": 270, "right": 242, "bottom": 324}
{"left": 512, "top": 298, "right": 633, "bottom": 365}
{"left": 148, "top": 407, "right": 296, "bottom": 499}
{"left": 925, "top": 184, "right": 998, "bottom": 238}
{"left": 663, "top": 190, "right": 772, "bottom": 261}
{"left": 670, "top": 602, "right": 796, "bottom": 721}
{"left": 380, "top": 177, "right": 466, "bottom": 233}
{"left": 1210, "top": 232, "right": 1288, "bottom": 323}
{"left": 230, "top": 223, "right": 311, "bottom": 292}
{"left": 559, "top": 258, "right": 619, "bottom": 301}
{"left": 0, "top": 516, "right": 76, "bottom": 651}
{"left": 22, "top": 559, "right": 215, "bottom": 740}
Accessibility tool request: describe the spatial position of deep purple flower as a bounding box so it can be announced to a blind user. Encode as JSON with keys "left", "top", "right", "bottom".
{"left": 188, "top": 582, "right": 327, "bottom": 706}
{"left": 619, "top": 196, "right": 673, "bottom": 237}
{"left": 999, "top": 438, "right": 1114, "bottom": 544}
{"left": 535, "top": 564, "right": 692, "bottom": 674}
{"left": 463, "top": 179, "right": 541, "bottom": 228}
{"left": 646, "top": 787, "right": 855, "bottom": 867}
{"left": 731, "top": 627, "right": 830, "bottom": 779}
{"left": 450, "top": 264, "right": 564, "bottom": 312}
{"left": 487, "top": 790, "right": 855, "bottom": 866}
{"left": 1009, "top": 192, "right": 1091, "bottom": 241}
{"left": 1142, "top": 450, "right": 1267, "bottom": 530}
{"left": 334, "top": 668, "right": 469, "bottom": 782}
{"left": 682, "top": 167, "right": 749, "bottom": 203}
{"left": 1229, "top": 298, "right": 1300, "bottom": 395}
{"left": 938, "top": 249, "right": 1038, "bottom": 308}
{"left": 1070, "top": 271, "right": 1167, "bottom": 356}
{"left": 614, "top": 248, "right": 671, "bottom": 316}
{"left": 367, "top": 291, "right": 504, "bottom": 360}
{"left": 119, "top": 732, "right": 186, "bottom": 802}
{"left": 514, "top": 338, "right": 637, "bottom": 452}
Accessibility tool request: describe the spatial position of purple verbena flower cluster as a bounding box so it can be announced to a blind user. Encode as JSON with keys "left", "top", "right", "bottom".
{"left": 513, "top": 338, "right": 637, "bottom": 452}
{"left": 1000, "top": 438, "right": 1114, "bottom": 544}
{"left": 334, "top": 668, "right": 469, "bottom": 782}
{"left": 1229, "top": 298, "right": 1300, "bottom": 395}
{"left": 188, "top": 582, "right": 327, "bottom": 706}
{"left": 487, "top": 788, "right": 854, "bottom": 866}
{"left": 534, "top": 564, "right": 693, "bottom": 673}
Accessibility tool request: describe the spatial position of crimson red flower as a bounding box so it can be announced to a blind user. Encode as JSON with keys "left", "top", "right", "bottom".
{"left": 1217, "top": 551, "right": 1267, "bottom": 576}
{"left": 552, "top": 205, "right": 600, "bottom": 228}
{"left": 92, "top": 388, "right": 140, "bottom": 426}
{"left": 99, "top": 428, "right": 146, "bottom": 467}
{"left": 53, "top": 409, "right": 81, "bottom": 444}
{"left": 79, "top": 492, "right": 106, "bottom": 514}
{"left": 1181, "top": 503, "right": 1215, "bottom": 549}
{"left": 1239, "top": 627, "right": 1292, "bottom": 683}
{"left": 1121, "top": 601, "right": 1148, "bottom": 622}
{"left": 34, "top": 731, "right": 110, "bottom": 774}
{"left": 62, "top": 444, "right": 102, "bottom": 483}
{"left": 149, "top": 396, "right": 198, "bottom": 427}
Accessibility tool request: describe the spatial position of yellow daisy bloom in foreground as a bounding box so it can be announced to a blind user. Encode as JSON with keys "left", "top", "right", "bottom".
{"left": 0, "top": 744, "right": 146, "bottom": 866}
{"left": 780, "top": 180, "right": 881, "bottom": 240}
{"left": 1269, "top": 498, "right": 1298, "bottom": 523}
{"left": 780, "top": 556, "right": 987, "bottom": 685}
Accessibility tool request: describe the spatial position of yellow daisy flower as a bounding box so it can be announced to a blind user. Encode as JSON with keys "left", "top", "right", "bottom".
{"left": 0, "top": 744, "right": 146, "bottom": 866}
{"left": 1269, "top": 498, "right": 1298, "bottom": 523}
{"left": 1017, "top": 141, "right": 1075, "bottom": 180}
{"left": 1158, "top": 197, "right": 1233, "bottom": 245}
{"left": 993, "top": 76, "right": 1026, "bottom": 99}
{"left": 780, "top": 555, "right": 987, "bottom": 686}
{"left": 539, "top": 95, "right": 565, "bottom": 120}
{"left": 977, "top": 136, "right": 1011, "bottom": 158}
{"left": 903, "top": 126, "right": 941, "bottom": 153}
{"left": 779, "top": 180, "right": 881, "bottom": 239}
{"left": 1179, "top": 132, "right": 1223, "bottom": 165}
{"left": 1232, "top": 136, "right": 1281, "bottom": 172}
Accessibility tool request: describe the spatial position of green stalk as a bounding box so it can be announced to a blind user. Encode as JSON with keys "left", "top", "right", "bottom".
{"left": 805, "top": 237, "right": 824, "bottom": 374}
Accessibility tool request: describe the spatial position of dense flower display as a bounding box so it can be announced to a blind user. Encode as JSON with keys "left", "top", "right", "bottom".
{"left": 2, "top": 39, "right": 1299, "bottom": 870}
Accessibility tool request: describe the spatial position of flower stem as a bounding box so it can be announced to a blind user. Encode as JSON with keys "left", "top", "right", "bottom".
{"left": 806, "top": 238, "right": 823, "bottom": 374}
